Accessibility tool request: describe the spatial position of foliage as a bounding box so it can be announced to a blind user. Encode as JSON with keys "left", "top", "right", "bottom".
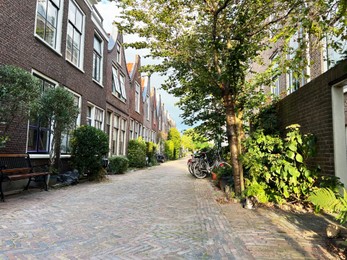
{"left": 167, "top": 127, "right": 181, "bottom": 160}
{"left": 108, "top": 156, "right": 129, "bottom": 174}
{"left": 70, "top": 125, "right": 109, "bottom": 181}
{"left": 0, "top": 64, "right": 40, "bottom": 146}
{"left": 33, "top": 87, "right": 79, "bottom": 171}
{"left": 241, "top": 124, "right": 318, "bottom": 203}
{"left": 164, "top": 140, "right": 174, "bottom": 160}
{"left": 308, "top": 188, "right": 347, "bottom": 224}
{"left": 146, "top": 141, "right": 158, "bottom": 166}
{"left": 116, "top": 0, "right": 345, "bottom": 195}
{"left": 183, "top": 128, "right": 211, "bottom": 151}
{"left": 243, "top": 180, "right": 269, "bottom": 204}
{"left": 127, "top": 137, "right": 147, "bottom": 168}
{"left": 213, "top": 163, "right": 233, "bottom": 182}
{"left": 251, "top": 102, "right": 279, "bottom": 135}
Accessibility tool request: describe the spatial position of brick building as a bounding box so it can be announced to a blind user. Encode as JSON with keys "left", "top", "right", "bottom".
{"left": 0, "top": 0, "right": 175, "bottom": 162}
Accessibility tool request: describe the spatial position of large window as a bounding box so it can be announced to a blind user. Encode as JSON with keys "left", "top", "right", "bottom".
{"left": 28, "top": 75, "right": 55, "bottom": 153}
{"left": 325, "top": 35, "right": 347, "bottom": 70}
{"left": 86, "top": 103, "right": 104, "bottom": 129}
{"left": 286, "top": 28, "right": 310, "bottom": 94}
{"left": 129, "top": 119, "right": 134, "bottom": 140}
{"left": 112, "top": 115, "right": 119, "bottom": 155}
{"left": 119, "top": 74, "right": 126, "bottom": 99}
{"left": 119, "top": 119, "right": 127, "bottom": 155}
{"left": 92, "top": 34, "right": 103, "bottom": 83}
{"left": 35, "top": 0, "right": 61, "bottom": 49}
{"left": 112, "top": 67, "right": 126, "bottom": 100}
{"left": 135, "top": 82, "right": 140, "bottom": 113}
{"left": 66, "top": 0, "right": 84, "bottom": 68}
{"left": 61, "top": 90, "right": 81, "bottom": 154}
{"left": 116, "top": 43, "right": 121, "bottom": 64}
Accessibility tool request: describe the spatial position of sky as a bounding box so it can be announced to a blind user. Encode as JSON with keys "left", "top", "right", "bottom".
{"left": 95, "top": 0, "right": 189, "bottom": 133}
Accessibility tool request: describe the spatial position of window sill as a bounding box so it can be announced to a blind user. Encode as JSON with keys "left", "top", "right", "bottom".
{"left": 28, "top": 154, "right": 71, "bottom": 159}
{"left": 93, "top": 79, "right": 104, "bottom": 88}
{"left": 66, "top": 59, "right": 85, "bottom": 73}
{"left": 34, "top": 35, "right": 62, "bottom": 57}
{"left": 111, "top": 92, "right": 126, "bottom": 103}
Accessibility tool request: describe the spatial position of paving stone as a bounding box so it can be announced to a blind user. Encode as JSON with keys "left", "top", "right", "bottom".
{"left": 0, "top": 158, "right": 337, "bottom": 259}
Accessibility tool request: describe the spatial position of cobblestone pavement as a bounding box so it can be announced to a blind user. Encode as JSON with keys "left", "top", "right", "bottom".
{"left": 0, "top": 158, "right": 336, "bottom": 259}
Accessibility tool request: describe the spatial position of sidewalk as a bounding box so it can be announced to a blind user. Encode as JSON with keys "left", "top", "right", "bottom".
{"left": 195, "top": 176, "right": 338, "bottom": 259}
{"left": 0, "top": 158, "right": 341, "bottom": 259}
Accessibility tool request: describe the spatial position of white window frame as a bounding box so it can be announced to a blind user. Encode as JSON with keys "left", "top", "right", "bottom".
{"left": 146, "top": 95, "right": 150, "bottom": 121}
{"left": 119, "top": 73, "right": 127, "bottom": 99}
{"left": 92, "top": 32, "right": 103, "bottom": 84}
{"left": 135, "top": 82, "right": 140, "bottom": 113}
{"left": 34, "top": 0, "right": 64, "bottom": 53}
{"left": 86, "top": 102, "right": 104, "bottom": 130}
{"left": 129, "top": 119, "right": 134, "bottom": 140}
{"left": 116, "top": 42, "right": 121, "bottom": 64}
{"left": 61, "top": 88, "right": 81, "bottom": 154}
{"left": 66, "top": 0, "right": 85, "bottom": 70}
{"left": 28, "top": 71, "right": 58, "bottom": 154}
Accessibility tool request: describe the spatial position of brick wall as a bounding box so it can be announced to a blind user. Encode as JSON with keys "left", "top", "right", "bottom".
{"left": 0, "top": 0, "right": 107, "bottom": 153}
{"left": 277, "top": 59, "right": 347, "bottom": 176}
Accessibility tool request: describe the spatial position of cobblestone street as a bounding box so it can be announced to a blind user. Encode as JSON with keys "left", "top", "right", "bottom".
{"left": 0, "top": 158, "right": 336, "bottom": 259}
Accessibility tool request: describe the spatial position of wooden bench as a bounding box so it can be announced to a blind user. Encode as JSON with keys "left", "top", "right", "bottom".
{"left": 0, "top": 154, "right": 50, "bottom": 201}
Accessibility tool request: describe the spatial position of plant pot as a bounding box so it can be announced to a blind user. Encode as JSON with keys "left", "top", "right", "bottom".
{"left": 211, "top": 172, "right": 217, "bottom": 180}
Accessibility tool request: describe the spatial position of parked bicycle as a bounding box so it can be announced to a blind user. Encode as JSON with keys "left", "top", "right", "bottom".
{"left": 192, "top": 149, "right": 231, "bottom": 179}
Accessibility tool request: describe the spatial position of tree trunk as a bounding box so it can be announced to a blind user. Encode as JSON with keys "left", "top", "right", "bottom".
{"left": 224, "top": 93, "right": 243, "bottom": 195}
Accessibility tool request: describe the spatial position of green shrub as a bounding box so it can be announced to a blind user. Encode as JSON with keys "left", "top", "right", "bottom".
{"left": 108, "top": 156, "right": 129, "bottom": 174}
{"left": 70, "top": 125, "right": 109, "bottom": 181}
{"left": 146, "top": 141, "right": 158, "bottom": 166}
{"left": 127, "top": 138, "right": 147, "bottom": 168}
{"left": 164, "top": 140, "right": 174, "bottom": 160}
{"left": 241, "top": 124, "right": 319, "bottom": 203}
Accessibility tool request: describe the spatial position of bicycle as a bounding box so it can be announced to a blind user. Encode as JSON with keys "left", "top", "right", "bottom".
{"left": 192, "top": 150, "right": 231, "bottom": 179}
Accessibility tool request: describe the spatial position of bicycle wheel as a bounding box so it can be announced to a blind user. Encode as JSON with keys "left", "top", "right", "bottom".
{"left": 193, "top": 161, "right": 207, "bottom": 179}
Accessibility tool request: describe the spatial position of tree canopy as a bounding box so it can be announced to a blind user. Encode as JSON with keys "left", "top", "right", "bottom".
{"left": 116, "top": 0, "right": 346, "bottom": 194}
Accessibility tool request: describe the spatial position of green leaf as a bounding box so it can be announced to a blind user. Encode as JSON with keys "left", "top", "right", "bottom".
{"left": 295, "top": 153, "right": 303, "bottom": 163}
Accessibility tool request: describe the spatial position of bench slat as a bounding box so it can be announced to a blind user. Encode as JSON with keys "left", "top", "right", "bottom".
{"left": 1, "top": 168, "right": 31, "bottom": 175}
{"left": 8, "top": 172, "right": 49, "bottom": 181}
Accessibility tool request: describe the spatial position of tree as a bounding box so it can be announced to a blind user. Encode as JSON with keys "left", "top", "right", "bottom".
{"left": 34, "top": 87, "right": 79, "bottom": 172}
{"left": 167, "top": 127, "right": 181, "bottom": 159}
{"left": 0, "top": 65, "right": 40, "bottom": 147}
{"left": 116, "top": 0, "right": 346, "bottom": 195}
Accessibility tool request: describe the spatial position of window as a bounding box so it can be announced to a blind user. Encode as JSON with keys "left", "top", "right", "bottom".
{"left": 106, "top": 111, "right": 112, "bottom": 136}
{"left": 146, "top": 96, "right": 150, "bottom": 121}
{"left": 86, "top": 104, "right": 104, "bottom": 129}
{"left": 112, "top": 67, "right": 126, "bottom": 100}
{"left": 112, "top": 67, "right": 121, "bottom": 95}
{"left": 94, "top": 108, "right": 104, "bottom": 130}
{"left": 35, "top": 0, "right": 61, "bottom": 49}
{"left": 93, "top": 34, "right": 103, "bottom": 83}
{"left": 134, "top": 121, "right": 139, "bottom": 139}
{"left": 129, "top": 119, "right": 134, "bottom": 140}
{"left": 66, "top": 0, "right": 84, "bottom": 68}
{"left": 271, "top": 55, "right": 280, "bottom": 97}
{"left": 135, "top": 82, "right": 140, "bottom": 113}
{"left": 325, "top": 35, "right": 347, "bottom": 70}
{"left": 119, "top": 119, "right": 126, "bottom": 155}
{"left": 112, "top": 115, "right": 119, "bottom": 155}
{"left": 61, "top": 90, "right": 81, "bottom": 154}
{"left": 119, "top": 74, "right": 126, "bottom": 99}
{"left": 286, "top": 28, "right": 309, "bottom": 94}
{"left": 116, "top": 43, "right": 121, "bottom": 64}
{"left": 28, "top": 75, "right": 55, "bottom": 153}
